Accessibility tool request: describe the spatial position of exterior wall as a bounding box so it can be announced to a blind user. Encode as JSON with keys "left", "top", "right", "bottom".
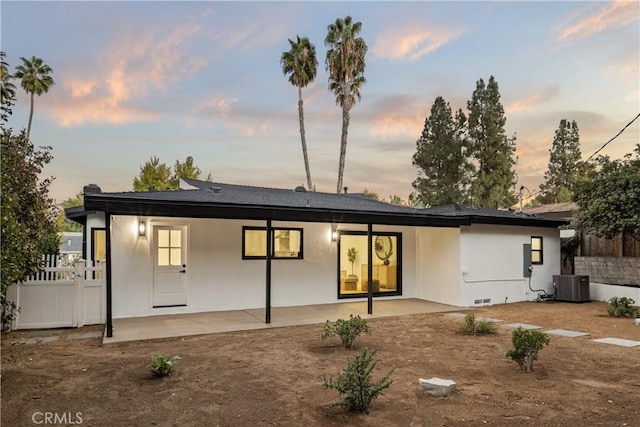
{"left": 459, "top": 224, "right": 560, "bottom": 306}
{"left": 589, "top": 282, "right": 640, "bottom": 302}
{"left": 110, "top": 216, "right": 418, "bottom": 318}
{"left": 415, "top": 227, "right": 461, "bottom": 306}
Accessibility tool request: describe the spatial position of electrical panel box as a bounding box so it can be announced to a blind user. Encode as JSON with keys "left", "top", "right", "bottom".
{"left": 523, "top": 244, "right": 532, "bottom": 277}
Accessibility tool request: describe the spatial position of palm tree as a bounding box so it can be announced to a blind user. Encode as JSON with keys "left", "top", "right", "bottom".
{"left": 281, "top": 36, "right": 318, "bottom": 191}
{"left": 325, "top": 16, "right": 368, "bottom": 194}
{"left": 14, "top": 56, "right": 55, "bottom": 140}
{"left": 0, "top": 51, "right": 16, "bottom": 121}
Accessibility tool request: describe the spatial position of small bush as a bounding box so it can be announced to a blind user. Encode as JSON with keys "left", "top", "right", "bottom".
{"left": 457, "top": 314, "right": 497, "bottom": 336}
{"left": 506, "top": 328, "right": 550, "bottom": 373}
{"left": 148, "top": 355, "right": 180, "bottom": 377}
{"left": 323, "top": 347, "right": 393, "bottom": 414}
{"left": 607, "top": 297, "right": 638, "bottom": 318}
{"left": 321, "top": 314, "right": 370, "bottom": 349}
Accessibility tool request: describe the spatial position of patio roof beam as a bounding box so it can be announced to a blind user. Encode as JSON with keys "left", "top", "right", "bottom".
{"left": 265, "top": 218, "right": 272, "bottom": 324}
{"left": 367, "top": 223, "right": 373, "bottom": 315}
{"left": 105, "top": 213, "right": 113, "bottom": 338}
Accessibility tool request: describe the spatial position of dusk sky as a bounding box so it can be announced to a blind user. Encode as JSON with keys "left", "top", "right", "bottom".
{"left": 2, "top": 1, "right": 639, "bottom": 205}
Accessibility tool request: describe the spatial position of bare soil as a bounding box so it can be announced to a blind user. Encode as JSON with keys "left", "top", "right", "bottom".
{"left": 2, "top": 301, "right": 639, "bottom": 427}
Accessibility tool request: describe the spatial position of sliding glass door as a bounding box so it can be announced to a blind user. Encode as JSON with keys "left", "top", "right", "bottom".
{"left": 337, "top": 231, "right": 401, "bottom": 298}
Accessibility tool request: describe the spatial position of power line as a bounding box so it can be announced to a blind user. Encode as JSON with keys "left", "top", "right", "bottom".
{"left": 586, "top": 113, "right": 640, "bottom": 161}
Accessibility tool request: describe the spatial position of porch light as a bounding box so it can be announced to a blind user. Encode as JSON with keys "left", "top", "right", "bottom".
{"left": 331, "top": 224, "right": 338, "bottom": 242}
{"left": 138, "top": 220, "right": 146, "bottom": 237}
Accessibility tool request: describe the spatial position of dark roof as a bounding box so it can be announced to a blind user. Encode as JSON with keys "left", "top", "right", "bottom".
{"left": 421, "top": 204, "right": 567, "bottom": 227}
{"left": 81, "top": 178, "right": 566, "bottom": 228}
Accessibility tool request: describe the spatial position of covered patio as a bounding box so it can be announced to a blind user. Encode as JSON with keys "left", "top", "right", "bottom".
{"left": 102, "top": 298, "right": 464, "bottom": 344}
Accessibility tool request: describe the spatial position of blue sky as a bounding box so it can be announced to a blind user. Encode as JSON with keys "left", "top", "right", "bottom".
{"left": 2, "top": 1, "right": 639, "bottom": 204}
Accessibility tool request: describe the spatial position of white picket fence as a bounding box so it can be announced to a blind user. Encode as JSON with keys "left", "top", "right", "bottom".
{"left": 8, "top": 256, "right": 106, "bottom": 330}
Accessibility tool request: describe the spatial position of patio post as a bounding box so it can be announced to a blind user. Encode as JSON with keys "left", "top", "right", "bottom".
{"left": 105, "top": 213, "right": 113, "bottom": 337}
{"left": 367, "top": 223, "right": 373, "bottom": 314}
{"left": 265, "top": 218, "right": 272, "bottom": 323}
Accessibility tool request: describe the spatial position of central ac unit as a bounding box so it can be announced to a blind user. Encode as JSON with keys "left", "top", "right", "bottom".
{"left": 553, "top": 275, "right": 590, "bottom": 302}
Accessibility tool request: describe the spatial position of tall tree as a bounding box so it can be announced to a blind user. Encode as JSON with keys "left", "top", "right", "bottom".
{"left": 325, "top": 16, "right": 368, "bottom": 194}
{"left": 1, "top": 128, "right": 59, "bottom": 329}
{"left": 361, "top": 188, "right": 379, "bottom": 201}
{"left": 573, "top": 146, "right": 640, "bottom": 240}
{"left": 56, "top": 193, "right": 84, "bottom": 232}
{"left": 14, "top": 56, "right": 55, "bottom": 140}
{"left": 171, "top": 156, "right": 212, "bottom": 188}
{"left": 133, "top": 156, "right": 173, "bottom": 191}
{"left": 537, "top": 119, "right": 584, "bottom": 204}
{"left": 412, "top": 96, "right": 471, "bottom": 207}
{"left": 0, "top": 51, "right": 16, "bottom": 122}
{"left": 281, "top": 36, "right": 318, "bottom": 191}
{"left": 466, "top": 76, "right": 517, "bottom": 209}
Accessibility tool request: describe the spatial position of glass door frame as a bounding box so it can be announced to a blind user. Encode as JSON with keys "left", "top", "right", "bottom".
{"left": 336, "top": 230, "right": 402, "bottom": 299}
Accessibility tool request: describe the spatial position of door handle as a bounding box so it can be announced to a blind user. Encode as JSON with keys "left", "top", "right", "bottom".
{"left": 179, "top": 269, "right": 186, "bottom": 273}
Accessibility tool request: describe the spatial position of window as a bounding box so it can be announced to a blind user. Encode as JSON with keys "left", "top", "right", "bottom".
{"left": 531, "top": 236, "right": 543, "bottom": 264}
{"left": 157, "top": 228, "right": 182, "bottom": 266}
{"left": 242, "top": 227, "right": 303, "bottom": 259}
{"left": 337, "top": 231, "right": 402, "bottom": 298}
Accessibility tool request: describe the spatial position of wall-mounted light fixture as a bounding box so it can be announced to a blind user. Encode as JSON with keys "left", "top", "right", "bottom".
{"left": 331, "top": 224, "right": 338, "bottom": 242}
{"left": 138, "top": 219, "right": 146, "bottom": 237}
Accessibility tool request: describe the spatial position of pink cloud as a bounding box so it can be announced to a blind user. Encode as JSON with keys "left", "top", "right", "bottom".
{"left": 373, "top": 25, "right": 464, "bottom": 61}
{"left": 47, "top": 22, "right": 209, "bottom": 126}
{"left": 557, "top": 0, "right": 639, "bottom": 42}
{"left": 505, "top": 86, "right": 559, "bottom": 115}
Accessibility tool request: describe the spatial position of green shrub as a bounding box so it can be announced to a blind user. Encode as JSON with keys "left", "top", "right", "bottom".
{"left": 607, "top": 297, "right": 638, "bottom": 318}
{"left": 457, "top": 314, "right": 497, "bottom": 336}
{"left": 148, "top": 355, "right": 180, "bottom": 377}
{"left": 506, "top": 328, "right": 550, "bottom": 373}
{"left": 321, "top": 314, "right": 370, "bottom": 349}
{"left": 323, "top": 347, "right": 393, "bottom": 414}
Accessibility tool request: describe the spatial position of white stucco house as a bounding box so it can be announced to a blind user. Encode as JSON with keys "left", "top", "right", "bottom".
{"left": 67, "top": 179, "right": 565, "bottom": 338}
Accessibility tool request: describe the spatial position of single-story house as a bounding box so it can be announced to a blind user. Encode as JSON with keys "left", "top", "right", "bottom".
{"left": 67, "top": 179, "right": 566, "bottom": 338}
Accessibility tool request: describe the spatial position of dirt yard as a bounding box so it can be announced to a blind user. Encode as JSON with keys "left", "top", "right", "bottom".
{"left": 2, "top": 301, "right": 639, "bottom": 426}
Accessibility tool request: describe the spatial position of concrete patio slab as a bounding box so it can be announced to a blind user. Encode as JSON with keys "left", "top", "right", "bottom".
{"left": 67, "top": 331, "right": 103, "bottom": 340}
{"left": 504, "top": 323, "right": 543, "bottom": 330}
{"left": 103, "top": 298, "right": 462, "bottom": 344}
{"left": 593, "top": 338, "right": 640, "bottom": 348}
{"left": 545, "top": 329, "right": 590, "bottom": 338}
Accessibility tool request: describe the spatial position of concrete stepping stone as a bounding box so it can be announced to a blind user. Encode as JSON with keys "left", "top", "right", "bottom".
{"left": 593, "top": 338, "right": 640, "bottom": 348}
{"left": 444, "top": 312, "right": 467, "bottom": 318}
{"left": 476, "top": 317, "right": 504, "bottom": 323}
{"left": 545, "top": 329, "right": 590, "bottom": 338}
{"left": 504, "top": 323, "right": 542, "bottom": 330}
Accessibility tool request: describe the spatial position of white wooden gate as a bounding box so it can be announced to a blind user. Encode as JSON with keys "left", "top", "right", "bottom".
{"left": 8, "top": 256, "right": 106, "bottom": 330}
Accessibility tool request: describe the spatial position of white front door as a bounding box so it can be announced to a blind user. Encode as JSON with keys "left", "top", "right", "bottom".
{"left": 153, "top": 226, "right": 187, "bottom": 307}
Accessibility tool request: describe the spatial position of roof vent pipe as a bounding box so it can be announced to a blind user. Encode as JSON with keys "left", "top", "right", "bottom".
{"left": 343, "top": 186, "right": 348, "bottom": 194}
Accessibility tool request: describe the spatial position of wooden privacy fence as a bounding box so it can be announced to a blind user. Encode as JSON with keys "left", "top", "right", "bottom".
{"left": 8, "top": 256, "right": 105, "bottom": 330}
{"left": 580, "top": 233, "right": 640, "bottom": 258}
